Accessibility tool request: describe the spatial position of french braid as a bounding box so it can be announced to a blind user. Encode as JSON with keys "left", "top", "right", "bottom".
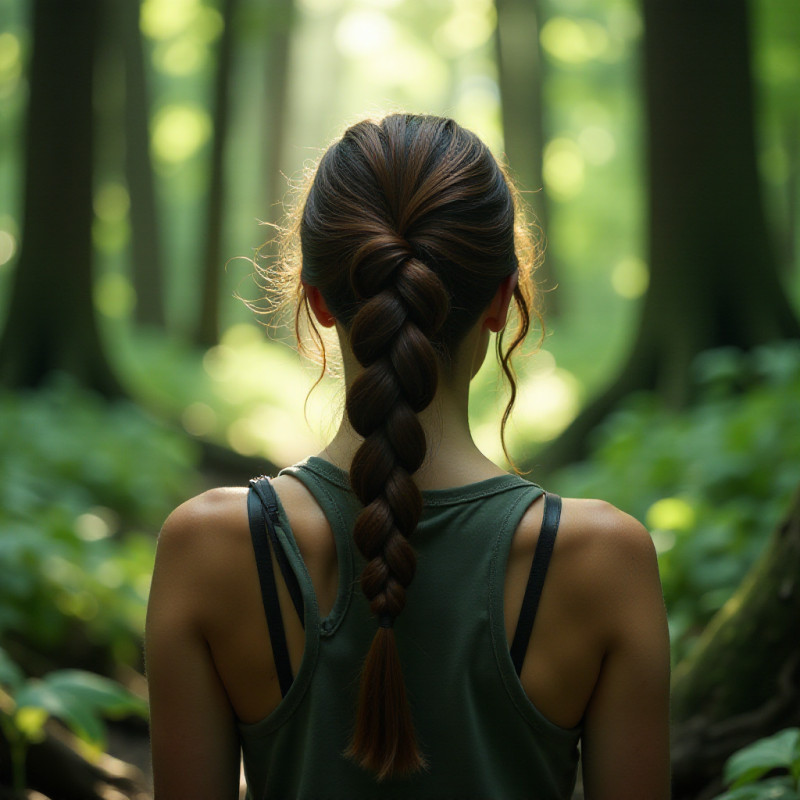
{"left": 294, "top": 114, "right": 539, "bottom": 780}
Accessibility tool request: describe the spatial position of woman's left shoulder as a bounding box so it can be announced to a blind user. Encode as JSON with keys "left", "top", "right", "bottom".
{"left": 556, "top": 496, "right": 657, "bottom": 565}
{"left": 554, "top": 497, "right": 666, "bottom": 646}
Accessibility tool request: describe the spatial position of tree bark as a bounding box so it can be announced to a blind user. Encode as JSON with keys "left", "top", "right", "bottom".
{"left": 531, "top": 0, "right": 800, "bottom": 476}
{"left": 261, "top": 0, "right": 294, "bottom": 227}
{"left": 670, "top": 483, "right": 800, "bottom": 800}
{"left": 0, "top": 0, "right": 122, "bottom": 396}
{"left": 121, "top": 0, "right": 166, "bottom": 329}
{"left": 195, "top": 0, "right": 238, "bottom": 348}
{"left": 494, "top": 0, "right": 557, "bottom": 315}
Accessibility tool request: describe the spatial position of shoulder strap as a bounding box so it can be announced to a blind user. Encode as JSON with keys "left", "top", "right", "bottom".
{"left": 250, "top": 477, "right": 305, "bottom": 624}
{"left": 509, "top": 492, "right": 562, "bottom": 677}
{"left": 247, "top": 477, "right": 303, "bottom": 698}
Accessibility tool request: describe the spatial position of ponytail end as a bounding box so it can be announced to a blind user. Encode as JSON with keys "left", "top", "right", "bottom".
{"left": 345, "top": 627, "right": 427, "bottom": 781}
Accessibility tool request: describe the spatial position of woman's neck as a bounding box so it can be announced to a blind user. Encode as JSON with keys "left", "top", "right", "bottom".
{"left": 318, "top": 352, "right": 508, "bottom": 490}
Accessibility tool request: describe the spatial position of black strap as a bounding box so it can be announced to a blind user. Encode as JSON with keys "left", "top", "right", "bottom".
{"left": 247, "top": 477, "right": 300, "bottom": 698}
{"left": 510, "top": 492, "right": 562, "bottom": 676}
{"left": 250, "top": 477, "right": 305, "bottom": 624}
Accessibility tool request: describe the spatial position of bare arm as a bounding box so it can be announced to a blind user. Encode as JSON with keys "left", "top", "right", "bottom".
{"left": 145, "top": 497, "right": 241, "bottom": 800}
{"left": 580, "top": 509, "right": 671, "bottom": 800}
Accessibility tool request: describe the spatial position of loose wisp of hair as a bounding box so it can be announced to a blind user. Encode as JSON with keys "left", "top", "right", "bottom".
{"left": 253, "top": 113, "right": 543, "bottom": 780}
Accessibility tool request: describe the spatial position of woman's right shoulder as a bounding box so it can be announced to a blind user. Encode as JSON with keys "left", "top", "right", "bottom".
{"left": 158, "top": 487, "right": 249, "bottom": 549}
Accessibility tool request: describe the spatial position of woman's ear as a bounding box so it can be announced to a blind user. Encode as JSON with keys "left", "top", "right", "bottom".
{"left": 302, "top": 281, "right": 336, "bottom": 328}
{"left": 483, "top": 271, "right": 519, "bottom": 333}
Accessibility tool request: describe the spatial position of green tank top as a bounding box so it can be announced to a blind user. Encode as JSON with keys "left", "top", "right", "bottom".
{"left": 238, "top": 456, "right": 581, "bottom": 799}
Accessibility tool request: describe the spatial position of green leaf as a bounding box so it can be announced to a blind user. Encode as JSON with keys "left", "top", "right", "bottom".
{"left": 13, "top": 706, "right": 48, "bottom": 742}
{"left": 15, "top": 669, "right": 149, "bottom": 747}
{"left": 724, "top": 729, "right": 800, "bottom": 789}
{"left": 13, "top": 679, "right": 104, "bottom": 744}
{"left": 0, "top": 648, "right": 24, "bottom": 692}
{"left": 711, "top": 776, "right": 799, "bottom": 800}
{"left": 42, "top": 670, "right": 148, "bottom": 718}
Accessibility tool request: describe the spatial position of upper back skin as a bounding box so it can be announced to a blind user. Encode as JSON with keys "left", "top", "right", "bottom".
{"left": 160, "top": 464, "right": 664, "bottom": 734}
{"left": 149, "top": 456, "right": 671, "bottom": 800}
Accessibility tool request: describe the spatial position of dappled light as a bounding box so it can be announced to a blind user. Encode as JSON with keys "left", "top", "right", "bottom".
{"left": 0, "top": 229, "right": 16, "bottom": 268}
{"left": 611, "top": 256, "right": 648, "bottom": 299}
{"left": 140, "top": 0, "right": 222, "bottom": 43}
{"left": 577, "top": 124, "right": 616, "bottom": 165}
{"left": 647, "top": 497, "right": 697, "bottom": 535}
{"left": 150, "top": 104, "right": 212, "bottom": 164}
{"left": 0, "top": 31, "right": 22, "bottom": 91}
{"left": 0, "top": 0, "right": 798, "bottom": 795}
{"left": 95, "top": 273, "right": 136, "bottom": 319}
{"left": 335, "top": 10, "right": 395, "bottom": 56}
{"left": 543, "top": 137, "right": 585, "bottom": 200}
{"left": 540, "top": 17, "right": 610, "bottom": 65}
{"left": 433, "top": 0, "right": 495, "bottom": 56}
{"left": 94, "top": 184, "right": 131, "bottom": 224}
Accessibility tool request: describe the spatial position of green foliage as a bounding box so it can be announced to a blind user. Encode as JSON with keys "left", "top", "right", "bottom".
{"left": 711, "top": 729, "right": 800, "bottom": 800}
{"left": 552, "top": 342, "right": 800, "bottom": 660}
{"left": 0, "top": 376, "right": 200, "bottom": 662}
{"left": 12, "top": 668, "right": 148, "bottom": 746}
{"left": 0, "top": 646, "right": 148, "bottom": 791}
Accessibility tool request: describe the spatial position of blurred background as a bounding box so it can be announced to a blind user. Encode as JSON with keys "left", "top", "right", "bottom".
{"left": 0, "top": 0, "right": 798, "bottom": 797}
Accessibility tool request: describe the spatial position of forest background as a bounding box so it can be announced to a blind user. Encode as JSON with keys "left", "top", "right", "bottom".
{"left": 0, "top": 0, "right": 799, "bottom": 798}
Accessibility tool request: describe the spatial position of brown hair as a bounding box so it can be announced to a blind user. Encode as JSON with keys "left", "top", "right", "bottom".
{"left": 276, "top": 114, "right": 538, "bottom": 779}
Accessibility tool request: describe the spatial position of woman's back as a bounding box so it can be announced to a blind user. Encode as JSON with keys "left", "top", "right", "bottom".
{"left": 148, "top": 455, "right": 669, "bottom": 798}
{"left": 145, "top": 113, "right": 670, "bottom": 798}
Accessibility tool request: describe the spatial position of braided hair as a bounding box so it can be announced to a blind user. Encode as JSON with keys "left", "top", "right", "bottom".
{"left": 297, "top": 114, "right": 535, "bottom": 780}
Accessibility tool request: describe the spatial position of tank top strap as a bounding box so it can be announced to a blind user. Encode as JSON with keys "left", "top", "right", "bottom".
{"left": 248, "top": 476, "right": 310, "bottom": 697}
{"left": 509, "top": 492, "right": 562, "bottom": 675}
{"left": 487, "top": 482, "right": 565, "bottom": 724}
{"left": 277, "top": 458, "right": 360, "bottom": 636}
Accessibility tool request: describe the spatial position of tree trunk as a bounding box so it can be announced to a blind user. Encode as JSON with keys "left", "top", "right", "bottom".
{"left": 261, "top": 0, "right": 294, "bottom": 227}
{"left": 531, "top": 0, "right": 800, "bottom": 476}
{"left": 494, "top": 0, "right": 557, "bottom": 315}
{"left": 195, "top": 0, "right": 238, "bottom": 348}
{"left": 0, "top": 0, "right": 122, "bottom": 396}
{"left": 121, "top": 0, "right": 166, "bottom": 329}
{"left": 670, "top": 483, "right": 800, "bottom": 800}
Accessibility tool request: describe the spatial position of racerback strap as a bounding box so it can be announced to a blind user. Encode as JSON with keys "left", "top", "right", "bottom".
{"left": 509, "top": 492, "right": 562, "bottom": 676}
{"left": 247, "top": 476, "right": 305, "bottom": 698}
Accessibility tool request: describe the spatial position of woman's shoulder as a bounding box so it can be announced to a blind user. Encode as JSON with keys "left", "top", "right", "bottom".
{"left": 515, "top": 496, "right": 662, "bottom": 638}
{"left": 557, "top": 496, "right": 655, "bottom": 557}
{"left": 157, "top": 478, "right": 337, "bottom": 594}
{"left": 153, "top": 488, "right": 253, "bottom": 610}
{"left": 514, "top": 495, "right": 656, "bottom": 563}
{"left": 158, "top": 487, "right": 249, "bottom": 552}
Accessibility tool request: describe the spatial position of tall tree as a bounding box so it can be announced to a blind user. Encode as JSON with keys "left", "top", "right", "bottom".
{"left": 670, "top": 483, "right": 800, "bottom": 799}
{"left": 494, "top": 0, "right": 557, "bottom": 314}
{"left": 120, "top": 0, "right": 166, "bottom": 328}
{"left": 533, "top": 0, "right": 800, "bottom": 475}
{"left": 0, "top": 0, "right": 121, "bottom": 396}
{"left": 260, "top": 0, "right": 294, "bottom": 227}
{"left": 195, "top": 0, "right": 238, "bottom": 348}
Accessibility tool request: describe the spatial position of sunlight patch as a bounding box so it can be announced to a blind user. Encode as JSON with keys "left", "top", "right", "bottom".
{"left": 646, "top": 497, "right": 696, "bottom": 532}
{"left": 543, "top": 138, "right": 585, "bottom": 200}
{"left": 540, "top": 17, "right": 609, "bottom": 65}
{"left": 335, "top": 10, "right": 395, "bottom": 56}
{"left": 611, "top": 256, "right": 649, "bottom": 299}
{"left": 151, "top": 105, "right": 211, "bottom": 164}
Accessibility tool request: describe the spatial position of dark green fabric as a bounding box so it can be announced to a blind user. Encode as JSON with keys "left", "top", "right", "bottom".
{"left": 238, "top": 457, "right": 581, "bottom": 800}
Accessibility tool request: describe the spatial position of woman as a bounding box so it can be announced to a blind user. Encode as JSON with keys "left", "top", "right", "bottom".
{"left": 146, "top": 114, "right": 670, "bottom": 799}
